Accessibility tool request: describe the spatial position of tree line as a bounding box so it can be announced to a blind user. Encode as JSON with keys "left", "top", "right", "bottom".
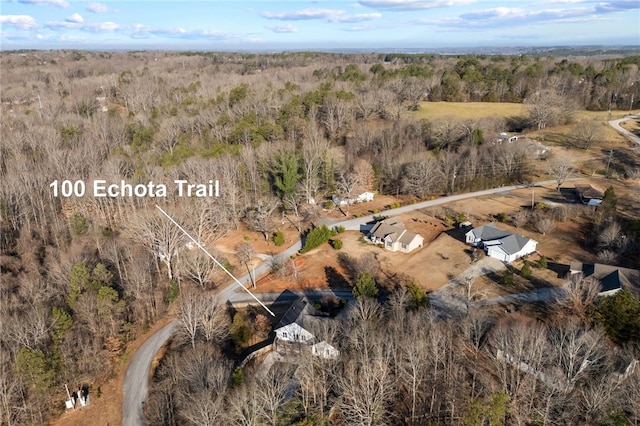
{"left": 1, "top": 49, "right": 639, "bottom": 424}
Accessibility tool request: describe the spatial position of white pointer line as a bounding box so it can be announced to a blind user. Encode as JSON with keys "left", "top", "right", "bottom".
{"left": 155, "top": 204, "right": 275, "bottom": 317}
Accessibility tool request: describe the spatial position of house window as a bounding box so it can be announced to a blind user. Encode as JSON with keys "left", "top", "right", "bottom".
{"left": 386, "top": 241, "right": 392, "bottom": 247}
{"left": 282, "top": 332, "right": 287, "bottom": 338}
{"left": 402, "top": 243, "right": 408, "bottom": 250}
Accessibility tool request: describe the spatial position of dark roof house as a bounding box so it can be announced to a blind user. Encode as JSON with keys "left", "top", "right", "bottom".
{"left": 569, "top": 261, "right": 640, "bottom": 296}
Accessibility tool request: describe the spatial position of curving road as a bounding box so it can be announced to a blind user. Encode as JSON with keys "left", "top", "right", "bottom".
{"left": 122, "top": 321, "right": 178, "bottom": 426}
{"left": 122, "top": 115, "right": 640, "bottom": 424}
{"left": 121, "top": 178, "right": 571, "bottom": 425}
{"left": 608, "top": 114, "right": 640, "bottom": 147}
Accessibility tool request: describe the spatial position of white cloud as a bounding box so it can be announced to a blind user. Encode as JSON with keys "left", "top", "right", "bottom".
{"left": 267, "top": 23, "right": 299, "bottom": 33}
{"left": 0, "top": 15, "right": 38, "bottom": 29}
{"left": 261, "top": 8, "right": 345, "bottom": 20}
{"left": 45, "top": 20, "right": 120, "bottom": 31}
{"left": 331, "top": 12, "right": 382, "bottom": 23}
{"left": 358, "top": 0, "right": 475, "bottom": 11}
{"left": 261, "top": 8, "right": 382, "bottom": 24}
{"left": 19, "top": 0, "right": 69, "bottom": 8}
{"left": 86, "top": 2, "right": 109, "bottom": 13}
{"left": 65, "top": 13, "right": 84, "bottom": 23}
{"left": 417, "top": 1, "right": 638, "bottom": 29}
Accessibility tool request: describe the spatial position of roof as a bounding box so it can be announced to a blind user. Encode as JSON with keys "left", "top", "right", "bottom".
{"left": 369, "top": 219, "right": 405, "bottom": 241}
{"left": 575, "top": 184, "right": 604, "bottom": 200}
{"left": 370, "top": 219, "right": 422, "bottom": 245}
{"left": 275, "top": 298, "right": 308, "bottom": 329}
{"left": 468, "top": 222, "right": 512, "bottom": 242}
{"left": 569, "top": 262, "right": 640, "bottom": 293}
{"left": 497, "top": 234, "right": 535, "bottom": 255}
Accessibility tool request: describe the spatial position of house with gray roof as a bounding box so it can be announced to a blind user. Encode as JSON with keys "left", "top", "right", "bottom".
{"left": 367, "top": 219, "right": 424, "bottom": 253}
{"left": 465, "top": 222, "right": 512, "bottom": 246}
{"left": 466, "top": 222, "right": 537, "bottom": 262}
{"left": 569, "top": 261, "right": 640, "bottom": 297}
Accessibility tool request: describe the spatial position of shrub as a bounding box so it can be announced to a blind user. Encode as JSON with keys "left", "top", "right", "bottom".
{"left": 537, "top": 255, "right": 548, "bottom": 269}
{"left": 335, "top": 225, "right": 345, "bottom": 233}
{"left": 495, "top": 212, "right": 507, "bottom": 223}
{"left": 272, "top": 231, "right": 285, "bottom": 246}
{"left": 501, "top": 269, "right": 514, "bottom": 286}
{"left": 301, "top": 225, "right": 336, "bottom": 253}
{"left": 230, "top": 313, "right": 251, "bottom": 347}
{"left": 521, "top": 261, "right": 532, "bottom": 279}
{"left": 70, "top": 212, "right": 89, "bottom": 235}
{"left": 390, "top": 202, "right": 401, "bottom": 209}
{"left": 332, "top": 239, "right": 343, "bottom": 250}
{"left": 353, "top": 272, "right": 378, "bottom": 300}
{"left": 165, "top": 280, "right": 180, "bottom": 304}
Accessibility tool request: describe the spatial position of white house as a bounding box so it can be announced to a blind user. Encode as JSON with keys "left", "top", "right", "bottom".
{"left": 275, "top": 322, "right": 314, "bottom": 343}
{"left": 311, "top": 341, "right": 340, "bottom": 359}
{"left": 465, "top": 222, "right": 511, "bottom": 246}
{"left": 466, "top": 223, "right": 537, "bottom": 262}
{"left": 485, "top": 234, "right": 538, "bottom": 262}
{"left": 274, "top": 299, "right": 315, "bottom": 344}
{"left": 332, "top": 191, "right": 374, "bottom": 206}
{"left": 368, "top": 219, "right": 424, "bottom": 253}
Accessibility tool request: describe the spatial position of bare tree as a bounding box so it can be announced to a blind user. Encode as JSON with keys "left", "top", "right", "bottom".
{"left": 548, "top": 154, "right": 576, "bottom": 191}
{"left": 560, "top": 273, "right": 600, "bottom": 315}
{"left": 178, "top": 289, "right": 209, "bottom": 348}
{"left": 129, "top": 211, "right": 187, "bottom": 281}
{"left": 571, "top": 119, "right": 603, "bottom": 149}
{"left": 534, "top": 215, "right": 556, "bottom": 235}
{"left": 512, "top": 210, "right": 530, "bottom": 228}
{"left": 244, "top": 197, "right": 278, "bottom": 241}
{"left": 235, "top": 242, "right": 256, "bottom": 288}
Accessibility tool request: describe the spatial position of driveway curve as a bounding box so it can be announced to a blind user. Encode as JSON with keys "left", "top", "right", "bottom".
{"left": 608, "top": 114, "right": 640, "bottom": 147}
{"left": 122, "top": 178, "right": 567, "bottom": 425}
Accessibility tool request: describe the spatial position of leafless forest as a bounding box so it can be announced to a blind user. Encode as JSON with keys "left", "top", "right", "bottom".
{"left": 1, "top": 50, "right": 639, "bottom": 425}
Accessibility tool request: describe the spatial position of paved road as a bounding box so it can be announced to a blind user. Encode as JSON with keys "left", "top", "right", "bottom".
{"left": 122, "top": 321, "right": 177, "bottom": 426}
{"left": 608, "top": 114, "right": 640, "bottom": 147}
{"left": 121, "top": 178, "right": 569, "bottom": 426}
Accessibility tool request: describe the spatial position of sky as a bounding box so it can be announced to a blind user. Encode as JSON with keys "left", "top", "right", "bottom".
{"left": 1, "top": 0, "right": 639, "bottom": 51}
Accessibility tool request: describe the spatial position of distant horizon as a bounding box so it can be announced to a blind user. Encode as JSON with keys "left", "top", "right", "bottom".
{"left": 1, "top": 1, "right": 638, "bottom": 51}
{"left": 3, "top": 44, "right": 640, "bottom": 55}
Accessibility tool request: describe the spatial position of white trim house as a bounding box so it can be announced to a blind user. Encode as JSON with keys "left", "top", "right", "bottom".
{"left": 368, "top": 219, "right": 424, "bottom": 253}
{"left": 465, "top": 223, "right": 537, "bottom": 262}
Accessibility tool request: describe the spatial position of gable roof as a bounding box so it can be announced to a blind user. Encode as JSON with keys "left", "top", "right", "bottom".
{"left": 498, "top": 234, "right": 535, "bottom": 255}
{"left": 569, "top": 262, "right": 640, "bottom": 293}
{"left": 369, "top": 219, "right": 404, "bottom": 241}
{"left": 276, "top": 298, "right": 308, "bottom": 330}
{"left": 370, "top": 219, "right": 422, "bottom": 246}
{"left": 468, "top": 222, "right": 512, "bottom": 241}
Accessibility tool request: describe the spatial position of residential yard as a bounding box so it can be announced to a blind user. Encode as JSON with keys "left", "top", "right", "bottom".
{"left": 247, "top": 177, "right": 640, "bottom": 297}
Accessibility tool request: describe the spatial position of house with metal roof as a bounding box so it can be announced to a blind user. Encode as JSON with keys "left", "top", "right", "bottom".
{"left": 367, "top": 219, "right": 424, "bottom": 253}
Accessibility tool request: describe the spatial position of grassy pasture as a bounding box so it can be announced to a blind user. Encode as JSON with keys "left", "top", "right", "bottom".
{"left": 414, "top": 101, "right": 529, "bottom": 120}
{"left": 414, "top": 101, "right": 638, "bottom": 143}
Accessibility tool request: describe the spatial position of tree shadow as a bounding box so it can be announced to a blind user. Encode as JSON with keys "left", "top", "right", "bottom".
{"left": 324, "top": 265, "right": 350, "bottom": 289}
{"left": 547, "top": 261, "right": 570, "bottom": 279}
{"left": 506, "top": 115, "right": 530, "bottom": 133}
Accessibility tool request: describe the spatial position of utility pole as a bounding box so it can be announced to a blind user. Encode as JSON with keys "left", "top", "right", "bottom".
{"left": 532, "top": 189, "right": 535, "bottom": 210}
{"left": 605, "top": 149, "right": 613, "bottom": 178}
{"left": 630, "top": 93, "right": 634, "bottom": 112}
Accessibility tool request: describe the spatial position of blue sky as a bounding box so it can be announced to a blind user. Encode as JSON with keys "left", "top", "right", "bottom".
{"left": 1, "top": 0, "right": 639, "bottom": 50}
